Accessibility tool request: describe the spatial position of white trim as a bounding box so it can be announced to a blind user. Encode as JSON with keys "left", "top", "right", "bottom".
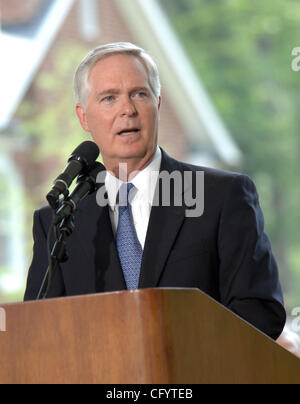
{"left": 79, "top": 0, "right": 101, "bottom": 42}
{"left": 0, "top": 0, "right": 75, "bottom": 130}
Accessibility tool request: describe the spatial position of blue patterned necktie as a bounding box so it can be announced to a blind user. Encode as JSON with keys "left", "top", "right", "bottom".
{"left": 116, "top": 183, "right": 143, "bottom": 290}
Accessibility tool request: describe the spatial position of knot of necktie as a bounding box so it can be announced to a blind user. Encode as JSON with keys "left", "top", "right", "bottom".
{"left": 118, "top": 182, "right": 135, "bottom": 207}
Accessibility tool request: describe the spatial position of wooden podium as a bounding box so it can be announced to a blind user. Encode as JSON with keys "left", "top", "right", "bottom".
{"left": 0, "top": 288, "right": 300, "bottom": 384}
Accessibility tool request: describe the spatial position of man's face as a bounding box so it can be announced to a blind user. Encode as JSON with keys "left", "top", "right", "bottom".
{"left": 76, "top": 54, "right": 161, "bottom": 169}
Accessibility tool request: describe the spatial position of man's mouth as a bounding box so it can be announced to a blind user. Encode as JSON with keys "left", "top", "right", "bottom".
{"left": 117, "top": 128, "right": 141, "bottom": 136}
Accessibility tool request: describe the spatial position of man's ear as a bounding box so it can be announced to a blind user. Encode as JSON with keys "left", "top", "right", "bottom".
{"left": 76, "top": 103, "right": 90, "bottom": 132}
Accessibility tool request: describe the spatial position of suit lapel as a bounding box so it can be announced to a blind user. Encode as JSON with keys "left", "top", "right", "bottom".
{"left": 139, "top": 149, "right": 186, "bottom": 288}
{"left": 66, "top": 149, "right": 189, "bottom": 293}
{"left": 139, "top": 205, "right": 185, "bottom": 288}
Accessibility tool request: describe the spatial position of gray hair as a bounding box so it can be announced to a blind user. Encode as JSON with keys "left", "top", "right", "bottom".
{"left": 74, "top": 42, "right": 161, "bottom": 108}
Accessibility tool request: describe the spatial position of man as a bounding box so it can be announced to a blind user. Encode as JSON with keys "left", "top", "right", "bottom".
{"left": 24, "top": 42, "right": 286, "bottom": 340}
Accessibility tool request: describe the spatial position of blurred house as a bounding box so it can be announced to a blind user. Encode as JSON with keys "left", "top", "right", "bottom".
{"left": 0, "top": 0, "right": 241, "bottom": 299}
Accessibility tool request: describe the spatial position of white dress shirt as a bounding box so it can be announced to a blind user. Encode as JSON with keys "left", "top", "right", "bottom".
{"left": 105, "top": 147, "right": 162, "bottom": 249}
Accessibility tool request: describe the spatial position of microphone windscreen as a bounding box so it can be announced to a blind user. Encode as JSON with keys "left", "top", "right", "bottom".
{"left": 68, "top": 141, "right": 100, "bottom": 168}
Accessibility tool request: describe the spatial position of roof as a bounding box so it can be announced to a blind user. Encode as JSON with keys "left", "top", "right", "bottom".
{"left": 0, "top": 0, "right": 75, "bottom": 130}
{"left": 1, "top": 0, "right": 47, "bottom": 26}
{"left": 0, "top": 0, "right": 242, "bottom": 166}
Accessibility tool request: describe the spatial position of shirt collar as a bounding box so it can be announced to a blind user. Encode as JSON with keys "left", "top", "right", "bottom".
{"left": 105, "top": 146, "right": 162, "bottom": 211}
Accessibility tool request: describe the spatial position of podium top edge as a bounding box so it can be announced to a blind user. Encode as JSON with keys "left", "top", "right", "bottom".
{"left": 0, "top": 287, "right": 201, "bottom": 308}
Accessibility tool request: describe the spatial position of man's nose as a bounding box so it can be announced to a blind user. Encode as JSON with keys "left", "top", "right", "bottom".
{"left": 120, "top": 97, "right": 137, "bottom": 117}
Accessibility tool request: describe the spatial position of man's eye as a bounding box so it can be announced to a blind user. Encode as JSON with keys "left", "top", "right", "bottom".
{"left": 102, "top": 95, "right": 114, "bottom": 102}
{"left": 134, "top": 92, "right": 148, "bottom": 99}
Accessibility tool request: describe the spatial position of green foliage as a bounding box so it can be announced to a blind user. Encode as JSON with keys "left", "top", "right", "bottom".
{"left": 160, "top": 0, "right": 300, "bottom": 307}
{"left": 17, "top": 42, "right": 92, "bottom": 196}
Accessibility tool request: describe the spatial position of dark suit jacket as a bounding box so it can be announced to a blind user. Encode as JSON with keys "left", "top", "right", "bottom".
{"left": 24, "top": 148, "right": 286, "bottom": 339}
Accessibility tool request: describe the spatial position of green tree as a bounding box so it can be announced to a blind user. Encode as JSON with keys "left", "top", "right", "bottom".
{"left": 160, "top": 0, "right": 300, "bottom": 308}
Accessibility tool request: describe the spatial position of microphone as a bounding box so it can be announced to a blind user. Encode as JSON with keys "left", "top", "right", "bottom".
{"left": 37, "top": 161, "right": 105, "bottom": 300}
{"left": 54, "top": 162, "right": 106, "bottom": 225}
{"left": 46, "top": 141, "right": 100, "bottom": 209}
